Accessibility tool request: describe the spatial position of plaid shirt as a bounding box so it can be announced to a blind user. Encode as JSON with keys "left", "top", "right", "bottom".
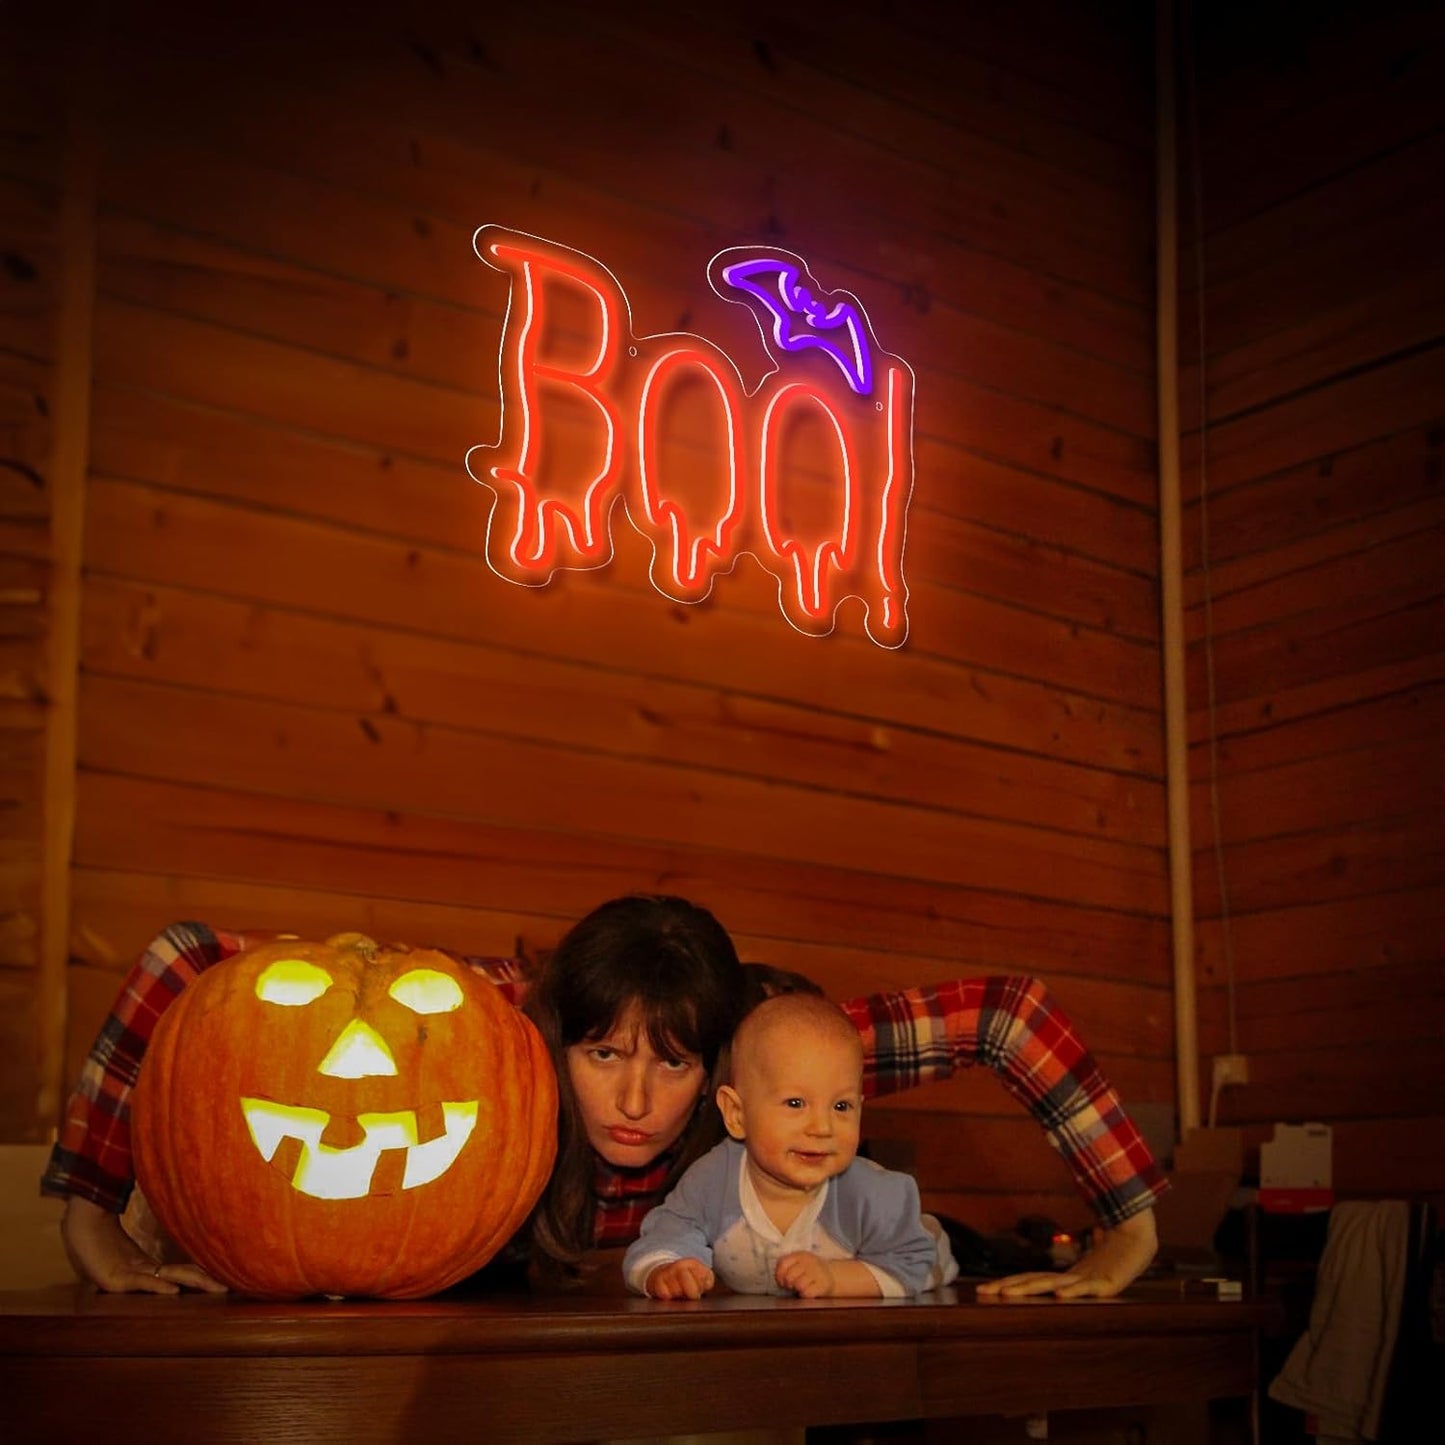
{"left": 42, "top": 923, "right": 1166, "bottom": 1242}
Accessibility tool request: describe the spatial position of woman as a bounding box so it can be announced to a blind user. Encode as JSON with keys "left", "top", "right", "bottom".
{"left": 45, "top": 895, "right": 1165, "bottom": 1298}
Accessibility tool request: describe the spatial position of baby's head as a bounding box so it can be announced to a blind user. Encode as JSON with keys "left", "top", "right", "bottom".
{"left": 716, "top": 993, "right": 864, "bottom": 1195}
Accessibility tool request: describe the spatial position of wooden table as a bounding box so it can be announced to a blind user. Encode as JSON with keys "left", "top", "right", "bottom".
{"left": 0, "top": 1282, "right": 1271, "bottom": 1443}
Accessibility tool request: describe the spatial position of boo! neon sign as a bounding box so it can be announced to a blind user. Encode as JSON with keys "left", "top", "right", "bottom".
{"left": 465, "top": 226, "right": 916, "bottom": 648}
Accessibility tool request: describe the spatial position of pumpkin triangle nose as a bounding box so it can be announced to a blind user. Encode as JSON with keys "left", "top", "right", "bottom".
{"left": 318, "top": 1019, "right": 398, "bottom": 1078}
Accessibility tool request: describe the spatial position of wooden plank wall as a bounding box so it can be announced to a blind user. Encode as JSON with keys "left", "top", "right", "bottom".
{"left": 0, "top": 0, "right": 1167, "bottom": 1232}
{"left": 1184, "top": 0, "right": 1445, "bottom": 1209}
{"left": 0, "top": 16, "right": 62, "bottom": 1146}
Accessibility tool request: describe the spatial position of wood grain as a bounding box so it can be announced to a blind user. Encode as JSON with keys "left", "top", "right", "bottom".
{"left": 1186, "top": 0, "right": 1445, "bottom": 1208}
{"left": 0, "top": 1285, "right": 1269, "bottom": 1444}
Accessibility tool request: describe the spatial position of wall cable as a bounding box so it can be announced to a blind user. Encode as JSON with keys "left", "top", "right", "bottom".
{"left": 1180, "top": 2, "right": 1240, "bottom": 1067}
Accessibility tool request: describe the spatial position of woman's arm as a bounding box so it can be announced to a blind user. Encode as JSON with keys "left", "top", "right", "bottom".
{"left": 977, "top": 1207, "right": 1159, "bottom": 1300}
{"left": 842, "top": 975, "right": 1167, "bottom": 1293}
{"left": 41, "top": 922, "right": 255, "bottom": 1288}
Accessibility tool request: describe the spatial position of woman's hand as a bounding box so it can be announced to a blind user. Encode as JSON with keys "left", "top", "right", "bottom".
{"left": 61, "top": 1196, "right": 226, "bottom": 1295}
{"left": 645, "top": 1257, "right": 716, "bottom": 1300}
{"left": 976, "top": 1207, "right": 1158, "bottom": 1302}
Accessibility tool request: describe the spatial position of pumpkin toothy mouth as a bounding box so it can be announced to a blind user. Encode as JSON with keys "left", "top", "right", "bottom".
{"left": 240, "top": 1098, "right": 479, "bottom": 1200}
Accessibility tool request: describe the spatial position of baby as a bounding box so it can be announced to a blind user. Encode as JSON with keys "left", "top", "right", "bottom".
{"left": 623, "top": 991, "right": 957, "bottom": 1299}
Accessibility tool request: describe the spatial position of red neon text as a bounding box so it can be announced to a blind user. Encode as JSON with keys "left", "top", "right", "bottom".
{"left": 466, "top": 227, "right": 914, "bottom": 648}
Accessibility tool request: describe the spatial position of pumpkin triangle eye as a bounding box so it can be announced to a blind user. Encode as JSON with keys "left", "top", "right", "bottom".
{"left": 256, "top": 959, "right": 333, "bottom": 1006}
{"left": 389, "top": 968, "right": 465, "bottom": 1015}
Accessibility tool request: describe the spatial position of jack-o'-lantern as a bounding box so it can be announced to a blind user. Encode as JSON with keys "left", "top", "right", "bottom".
{"left": 132, "top": 932, "right": 557, "bottom": 1299}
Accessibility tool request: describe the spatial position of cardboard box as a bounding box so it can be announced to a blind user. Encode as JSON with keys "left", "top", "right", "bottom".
{"left": 1154, "top": 1126, "right": 1244, "bottom": 1256}
{"left": 1259, "top": 1122, "right": 1333, "bottom": 1213}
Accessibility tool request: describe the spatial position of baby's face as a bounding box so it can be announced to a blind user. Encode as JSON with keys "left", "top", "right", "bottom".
{"left": 734, "top": 1027, "right": 863, "bottom": 1197}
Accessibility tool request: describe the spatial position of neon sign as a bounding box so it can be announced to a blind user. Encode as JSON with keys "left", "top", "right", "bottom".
{"left": 465, "top": 226, "right": 915, "bottom": 648}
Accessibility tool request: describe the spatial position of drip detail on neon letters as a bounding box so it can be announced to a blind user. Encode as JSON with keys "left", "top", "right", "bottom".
{"left": 465, "top": 226, "right": 915, "bottom": 648}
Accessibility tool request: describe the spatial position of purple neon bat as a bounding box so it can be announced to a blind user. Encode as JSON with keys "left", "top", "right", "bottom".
{"left": 715, "top": 256, "right": 874, "bottom": 395}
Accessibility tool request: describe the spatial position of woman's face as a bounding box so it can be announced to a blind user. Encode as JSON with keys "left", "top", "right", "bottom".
{"left": 566, "top": 1000, "right": 707, "bottom": 1168}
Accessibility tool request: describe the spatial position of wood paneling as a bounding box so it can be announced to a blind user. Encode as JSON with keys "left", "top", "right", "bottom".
{"left": 0, "top": 1289, "right": 1269, "bottom": 1442}
{"left": 77, "top": 579, "right": 1164, "bottom": 845}
{"left": 18, "top": 0, "right": 1434, "bottom": 1243}
{"left": 0, "top": 9, "right": 66, "bottom": 1141}
{"left": 4, "top": 0, "right": 1169, "bottom": 1243}
{"left": 1186, "top": 0, "right": 1445, "bottom": 1208}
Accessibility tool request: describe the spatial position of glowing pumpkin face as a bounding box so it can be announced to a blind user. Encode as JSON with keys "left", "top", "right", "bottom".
{"left": 132, "top": 933, "right": 557, "bottom": 1299}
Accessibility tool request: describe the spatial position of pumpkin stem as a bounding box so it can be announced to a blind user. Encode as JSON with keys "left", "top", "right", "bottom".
{"left": 325, "top": 932, "right": 381, "bottom": 959}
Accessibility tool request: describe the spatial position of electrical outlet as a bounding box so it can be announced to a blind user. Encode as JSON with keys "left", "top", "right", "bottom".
{"left": 1212, "top": 1053, "right": 1250, "bottom": 1089}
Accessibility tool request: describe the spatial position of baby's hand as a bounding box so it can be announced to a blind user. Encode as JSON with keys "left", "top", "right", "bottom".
{"left": 645, "top": 1257, "right": 715, "bottom": 1300}
{"left": 775, "top": 1251, "right": 835, "bottom": 1298}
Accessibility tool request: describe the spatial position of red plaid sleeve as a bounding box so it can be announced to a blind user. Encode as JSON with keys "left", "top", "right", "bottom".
{"left": 41, "top": 924, "right": 531, "bottom": 1211}
{"left": 843, "top": 975, "right": 1168, "bottom": 1227}
{"left": 41, "top": 922, "right": 256, "bottom": 1210}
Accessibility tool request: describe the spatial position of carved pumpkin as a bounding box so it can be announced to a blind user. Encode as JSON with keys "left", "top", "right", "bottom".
{"left": 132, "top": 932, "right": 557, "bottom": 1299}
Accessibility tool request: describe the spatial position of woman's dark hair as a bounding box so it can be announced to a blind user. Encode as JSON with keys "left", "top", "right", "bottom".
{"left": 739, "top": 961, "right": 825, "bottom": 1009}
{"left": 523, "top": 895, "right": 746, "bottom": 1277}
